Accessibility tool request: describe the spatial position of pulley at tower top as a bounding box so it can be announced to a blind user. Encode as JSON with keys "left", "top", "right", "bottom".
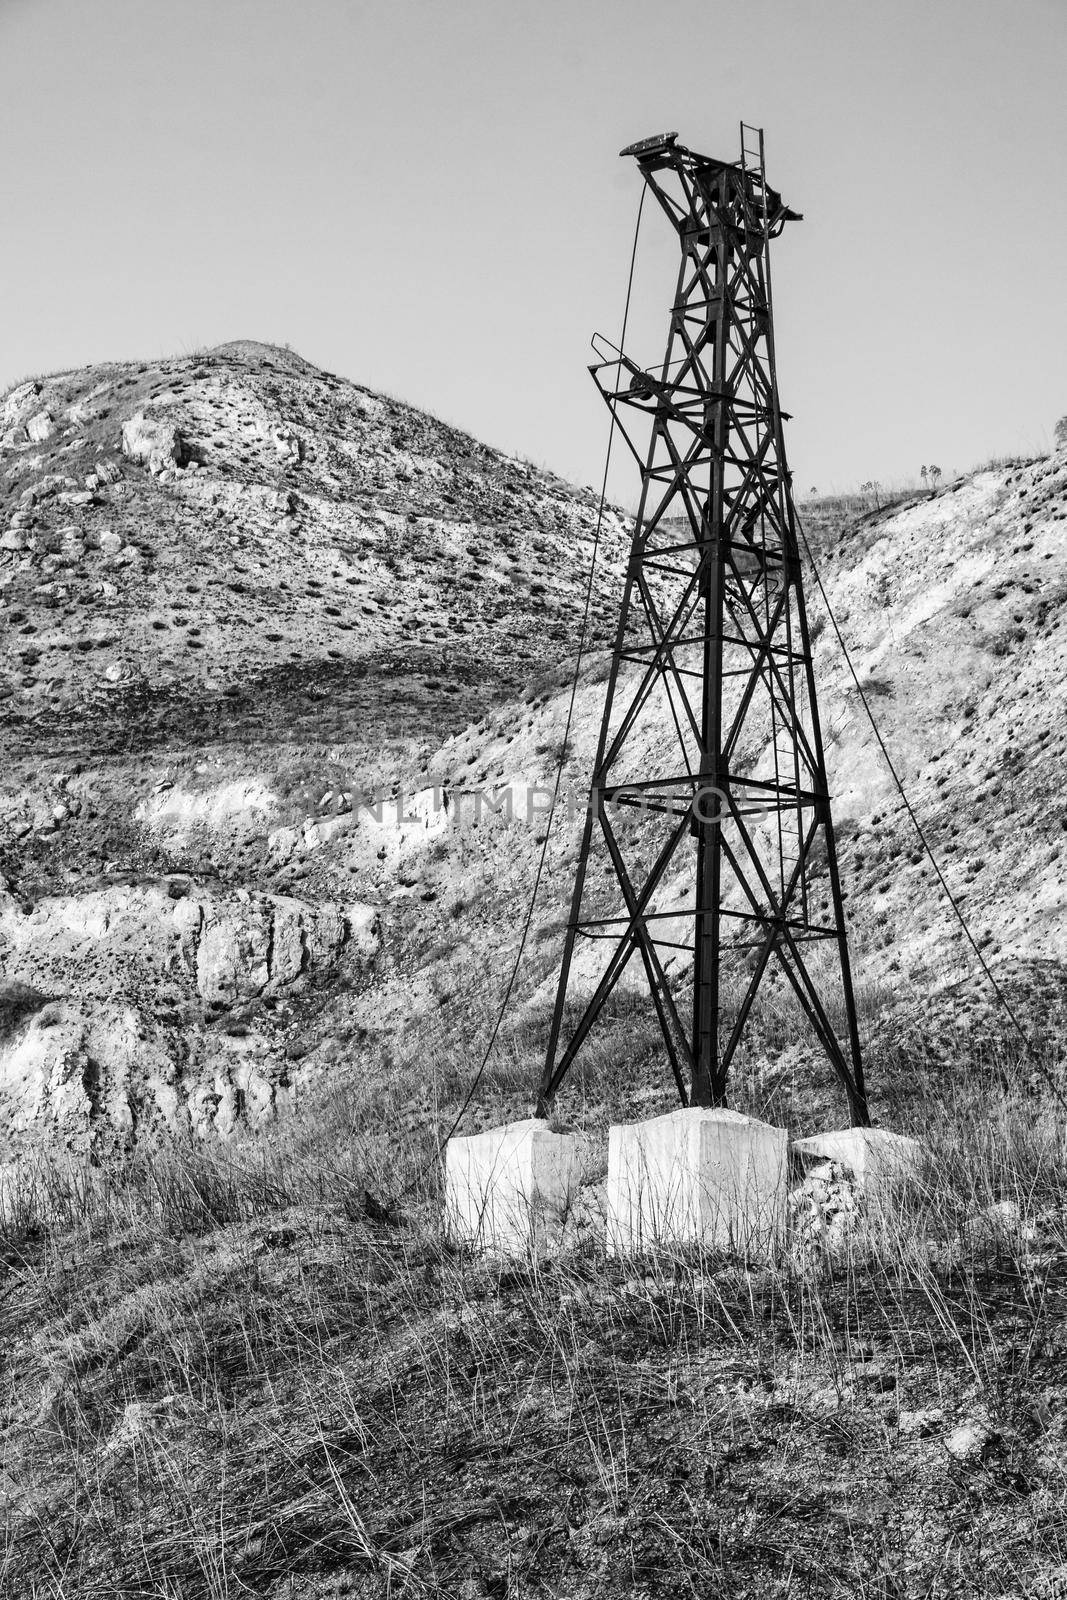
{"left": 618, "top": 128, "right": 803, "bottom": 245}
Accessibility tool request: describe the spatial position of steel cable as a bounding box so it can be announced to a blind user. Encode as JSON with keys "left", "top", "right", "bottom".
{"left": 795, "top": 509, "right": 1067, "bottom": 1115}
{"left": 392, "top": 186, "right": 649, "bottom": 1203}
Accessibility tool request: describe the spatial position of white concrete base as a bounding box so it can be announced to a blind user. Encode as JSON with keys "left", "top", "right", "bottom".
{"left": 444, "top": 1118, "right": 583, "bottom": 1255}
{"left": 791, "top": 1128, "right": 924, "bottom": 1200}
{"left": 605, "top": 1108, "right": 788, "bottom": 1259}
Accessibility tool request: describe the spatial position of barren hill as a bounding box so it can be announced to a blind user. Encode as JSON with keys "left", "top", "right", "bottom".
{"left": 0, "top": 340, "right": 629, "bottom": 754}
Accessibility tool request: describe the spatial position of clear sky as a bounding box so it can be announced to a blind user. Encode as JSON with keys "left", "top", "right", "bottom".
{"left": 2, "top": 0, "right": 1064, "bottom": 498}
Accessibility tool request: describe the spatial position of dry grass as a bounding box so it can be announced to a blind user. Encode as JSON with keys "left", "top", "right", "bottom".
{"left": 2, "top": 992, "right": 1067, "bottom": 1599}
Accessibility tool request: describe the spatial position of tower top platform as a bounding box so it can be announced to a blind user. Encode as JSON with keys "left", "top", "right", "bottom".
{"left": 619, "top": 130, "right": 802, "bottom": 229}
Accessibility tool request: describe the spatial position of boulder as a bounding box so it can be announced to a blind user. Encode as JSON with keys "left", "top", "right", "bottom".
{"left": 172, "top": 894, "right": 202, "bottom": 946}
{"left": 271, "top": 424, "right": 303, "bottom": 463}
{"left": 20, "top": 475, "right": 76, "bottom": 507}
{"left": 121, "top": 412, "right": 188, "bottom": 473}
{"left": 944, "top": 1420, "right": 995, "bottom": 1463}
{"left": 970, "top": 1196, "right": 1038, "bottom": 1247}
{"left": 1, "top": 381, "right": 41, "bottom": 427}
{"left": 267, "top": 825, "right": 300, "bottom": 865}
{"left": 194, "top": 901, "right": 268, "bottom": 1004}
{"left": 258, "top": 898, "right": 305, "bottom": 990}
{"left": 346, "top": 902, "right": 381, "bottom": 957}
{"left": 26, "top": 412, "right": 55, "bottom": 443}
{"left": 1054, "top": 416, "right": 1067, "bottom": 454}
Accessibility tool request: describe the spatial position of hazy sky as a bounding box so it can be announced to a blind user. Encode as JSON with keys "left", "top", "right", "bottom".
{"left": 2, "top": 0, "right": 1064, "bottom": 498}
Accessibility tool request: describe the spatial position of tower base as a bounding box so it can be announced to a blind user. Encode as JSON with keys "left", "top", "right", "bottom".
{"left": 605, "top": 1107, "right": 788, "bottom": 1259}
{"left": 444, "top": 1118, "right": 584, "bottom": 1255}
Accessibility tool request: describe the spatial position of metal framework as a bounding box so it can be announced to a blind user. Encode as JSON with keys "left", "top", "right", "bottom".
{"left": 537, "top": 125, "right": 869, "bottom": 1125}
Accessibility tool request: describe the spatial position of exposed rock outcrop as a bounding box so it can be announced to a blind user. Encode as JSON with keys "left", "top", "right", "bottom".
{"left": 0, "top": 881, "right": 371, "bottom": 1007}
{"left": 0, "top": 994, "right": 295, "bottom": 1150}
{"left": 26, "top": 411, "right": 55, "bottom": 444}
{"left": 0, "top": 882, "right": 379, "bottom": 1152}
{"left": 121, "top": 411, "right": 188, "bottom": 473}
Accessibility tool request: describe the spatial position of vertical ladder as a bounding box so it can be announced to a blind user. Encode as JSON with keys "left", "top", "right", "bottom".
{"left": 739, "top": 121, "right": 770, "bottom": 249}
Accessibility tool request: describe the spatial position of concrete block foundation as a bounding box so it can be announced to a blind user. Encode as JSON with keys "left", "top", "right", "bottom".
{"left": 605, "top": 1107, "right": 788, "bottom": 1259}
{"left": 791, "top": 1127, "right": 924, "bottom": 1200}
{"left": 444, "top": 1117, "right": 583, "bottom": 1255}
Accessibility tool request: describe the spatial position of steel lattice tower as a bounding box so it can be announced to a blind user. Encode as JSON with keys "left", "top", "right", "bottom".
{"left": 537, "top": 126, "right": 869, "bottom": 1126}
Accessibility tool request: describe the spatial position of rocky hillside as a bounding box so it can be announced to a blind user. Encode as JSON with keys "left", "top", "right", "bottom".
{"left": 1, "top": 343, "right": 1066, "bottom": 1162}
{"left": 0, "top": 340, "right": 629, "bottom": 754}
{"left": 0, "top": 340, "right": 632, "bottom": 1155}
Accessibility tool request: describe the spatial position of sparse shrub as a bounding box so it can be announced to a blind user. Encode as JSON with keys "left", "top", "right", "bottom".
{"left": 867, "top": 570, "right": 892, "bottom": 608}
